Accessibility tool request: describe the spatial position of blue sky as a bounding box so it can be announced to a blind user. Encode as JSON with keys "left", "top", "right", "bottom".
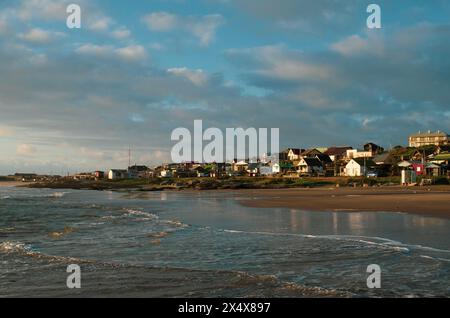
{"left": 0, "top": 0, "right": 449, "bottom": 174}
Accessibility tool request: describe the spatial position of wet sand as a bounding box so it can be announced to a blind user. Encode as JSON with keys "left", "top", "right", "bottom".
{"left": 0, "top": 181, "right": 31, "bottom": 187}
{"left": 239, "top": 186, "right": 450, "bottom": 219}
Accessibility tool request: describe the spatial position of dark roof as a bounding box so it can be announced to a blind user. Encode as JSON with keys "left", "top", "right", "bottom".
{"left": 324, "top": 146, "right": 353, "bottom": 156}
{"left": 315, "top": 154, "right": 332, "bottom": 163}
{"left": 373, "top": 152, "right": 390, "bottom": 163}
{"left": 300, "top": 158, "right": 323, "bottom": 167}
{"left": 301, "top": 148, "right": 322, "bottom": 156}
{"left": 128, "top": 165, "right": 148, "bottom": 171}
{"left": 351, "top": 158, "right": 377, "bottom": 167}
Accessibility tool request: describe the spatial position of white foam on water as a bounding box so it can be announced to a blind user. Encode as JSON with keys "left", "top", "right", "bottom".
{"left": 123, "top": 208, "right": 159, "bottom": 219}
{"left": 221, "top": 229, "right": 450, "bottom": 255}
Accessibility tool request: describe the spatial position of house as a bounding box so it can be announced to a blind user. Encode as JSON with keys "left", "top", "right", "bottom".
{"left": 247, "top": 163, "right": 261, "bottom": 177}
{"left": 301, "top": 148, "right": 323, "bottom": 158}
{"left": 160, "top": 169, "right": 174, "bottom": 178}
{"left": 373, "top": 152, "right": 397, "bottom": 176}
{"left": 272, "top": 163, "right": 281, "bottom": 174}
{"left": 364, "top": 143, "right": 384, "bottom": 155}
{"left": 209, "top": 163, "right": 227, "bottom": 178}
{"left": 324, "top": 147, "right": 353, "bottom": 162}
{"left": 127, "top": 165, "right": 149, "bottom": 179}
{"left": 346, "top": 149, "right": 374, "bottom": 160}
{"left": 297, "top": 158, "right": 324, "bottom": 176}
{"left": 425, "top": 163, "right": 441, "bottom": 177}
{"left": 108, "top": 169, "right": 128, "bottom": 180}
{"left": 73, "top": 173, "right": 95, "bottom": 181}
{"left": 411, "top": 162, "right": 425, "bottom": 176}
{"left": 314, "top": 154, "right": 333, "bottom": 176}
{"left": 433, "top": 153, "right": 450, "bottom": 176}
{"left": 232, "top": 160, "right": 249, "bottom": 173}
{"left": 14, "top": 173, "right": 38, "bottom": 181}
{"left": 194, "top": 166, "right": 210, "bottom": 178}
{"left": 94, "top": 171, "right": 105, "bottom": 180}
{"left": 286, "top": 148, "right": 304, "bottom": 161}
{"left": 315, "top": 154, "right": 332, "bottom": 165}
{"left": 409, "top": 130, "right": 449, "bottom": 147}
{"left": 345, "top": 158, "right": 377, "bottom": 177}
{"left": 260, "top": 164, "right": 273, "bottom": 176}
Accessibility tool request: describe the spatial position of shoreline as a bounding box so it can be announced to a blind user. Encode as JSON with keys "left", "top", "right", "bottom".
{"left": 11, "top": 179, "right": 450, "bottom": 219}
{"left": 0, "top": 181, "right": 32, "bottom": 187}
{"left": 238, "top": 187, "right": 450, "bottom": 219}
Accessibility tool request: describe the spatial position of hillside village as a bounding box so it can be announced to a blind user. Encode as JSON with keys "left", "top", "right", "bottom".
{"left": 11, "top": 131, "right": 450, "bottom": 185}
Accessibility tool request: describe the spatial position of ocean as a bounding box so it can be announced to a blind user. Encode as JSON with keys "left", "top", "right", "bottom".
{"left": 0, "top": 186, "right": 449, "bottom": 297}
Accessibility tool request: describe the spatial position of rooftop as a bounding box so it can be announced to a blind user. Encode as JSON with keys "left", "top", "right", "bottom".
{"left": 410, "top": 130, "right": 448, "bottom": 138}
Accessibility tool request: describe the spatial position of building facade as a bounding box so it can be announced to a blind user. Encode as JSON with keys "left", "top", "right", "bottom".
{"left": 409, "top": 131, "right": 449, "bottom": 147}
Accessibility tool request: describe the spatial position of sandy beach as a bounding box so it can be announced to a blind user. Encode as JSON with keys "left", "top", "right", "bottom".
{"left": 239, "top": 186, "right": 450, "bottom": 219}
{"left": 0, "top": 181, "right": 31, "bottom": 187}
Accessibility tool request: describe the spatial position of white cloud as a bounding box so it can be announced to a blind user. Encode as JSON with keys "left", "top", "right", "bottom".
{"left": 186, "top": 14, "right": 224, "bottom": 46}
{"left": 75, "top": 44, "right": 115, "bottom": 57}
{"left": 115, "top": 45, "right": 147, "bottom": 62}
{"left": 88, "top": 16, "right": 114, "bottom": 32}
{"left": 227, "top": 45, "right": 333, "bottom": 81}
{"left": 167, "top": 67, "right": 208, "bottom": 86}
{"left": 17, "top": 144, "right": 37, "bottom": 155}
{"left": 331, "top": 34, "right": 385, "bottom": 57}
{"left": 142, "top": 12, "right": 178, "bottom": 31}
{"left": 76, "top": 44, "right": 147, "bottom": 62}
{"left": 17, "top": 0, "right": 69, "bottom": 21}
{"left": 112, "top": 27, "right": 131, "bottom": 39}
{"left": 142, "top": 12, "right": 224, "bottom": 46}
{"left": 18, "top": 28, "right": 65, "bottom": 44}
{"left": 149, "top": 42, "right": 165, "bottom": 51}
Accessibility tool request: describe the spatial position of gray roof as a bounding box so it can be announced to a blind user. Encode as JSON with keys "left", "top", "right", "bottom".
{"left": 410, "top": 131, "right": 448, "bottom": 138}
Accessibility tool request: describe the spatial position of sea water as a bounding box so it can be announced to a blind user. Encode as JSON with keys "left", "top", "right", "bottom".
{"left": 0, "top": 187, "right": 449, "bottom": 297}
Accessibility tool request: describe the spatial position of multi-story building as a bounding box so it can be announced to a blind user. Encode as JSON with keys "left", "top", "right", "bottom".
{"left": 409, "top": 131, "right": 449, "bottom": 147}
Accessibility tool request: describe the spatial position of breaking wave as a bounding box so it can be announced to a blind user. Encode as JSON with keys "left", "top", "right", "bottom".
{"left": 0, "top": 241, "right": 88, "bottom": 264}
{"left": 222, "top": 229, "right": 450, "bottom": 255}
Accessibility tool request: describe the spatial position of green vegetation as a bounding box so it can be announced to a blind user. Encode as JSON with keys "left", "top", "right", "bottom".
{"left": 23, "top": 175, "right": 449, "bottom": 191}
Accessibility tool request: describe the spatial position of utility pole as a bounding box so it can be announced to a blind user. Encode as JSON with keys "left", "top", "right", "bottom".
{"left": 128, "top": 145, "right": 131, "bottom": 168}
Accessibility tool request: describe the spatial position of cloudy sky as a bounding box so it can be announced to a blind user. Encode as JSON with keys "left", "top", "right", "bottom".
{"left": 0, "top": 0, "right": 449, "bottom": 174}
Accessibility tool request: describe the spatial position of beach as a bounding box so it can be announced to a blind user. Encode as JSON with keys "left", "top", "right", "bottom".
{"left": 0, "top": 181, "right": 30, "bottom": 187}
{"left": 239, "top": 186, "right": 450, "bottom": 219}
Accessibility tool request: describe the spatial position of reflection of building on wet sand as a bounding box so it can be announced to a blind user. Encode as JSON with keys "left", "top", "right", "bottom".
{"left": 287, "top": 210, "right": 379, "bottom": 235}
{"left": 407, "top": 216, "right": 446, "bottom": 228}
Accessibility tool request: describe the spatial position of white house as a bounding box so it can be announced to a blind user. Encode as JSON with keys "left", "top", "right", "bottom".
{"left": 272, "top": 163, "right": 280, "bottom": 174}
{"left": 260, "top": 162, "right": 281, "bottom": 176}
{"left": 108, "top": 169, "right": 128, "bottom": 180}
{"left": 287, "top": 148, "right": 302, "bottom": 161}
{"left": 160, "top": 169, "right": 174, "bottom": 178}
{"left": 345, "top": 158, "right": 377, "bottom": 177}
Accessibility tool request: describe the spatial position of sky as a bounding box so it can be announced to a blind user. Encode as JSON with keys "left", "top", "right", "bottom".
{"left": 0, "top": 0, "right": 449, "bottom": 174}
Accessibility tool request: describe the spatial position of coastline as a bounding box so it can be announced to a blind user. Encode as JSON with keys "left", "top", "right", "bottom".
{"left": 238, "top": 187, "right": 450, "bottom": 219}
{"left": 16, "top": 178, "right": 450, "bottom": 219}
{"left": 0, "top": 181, "right": 31, "bottom": 187}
